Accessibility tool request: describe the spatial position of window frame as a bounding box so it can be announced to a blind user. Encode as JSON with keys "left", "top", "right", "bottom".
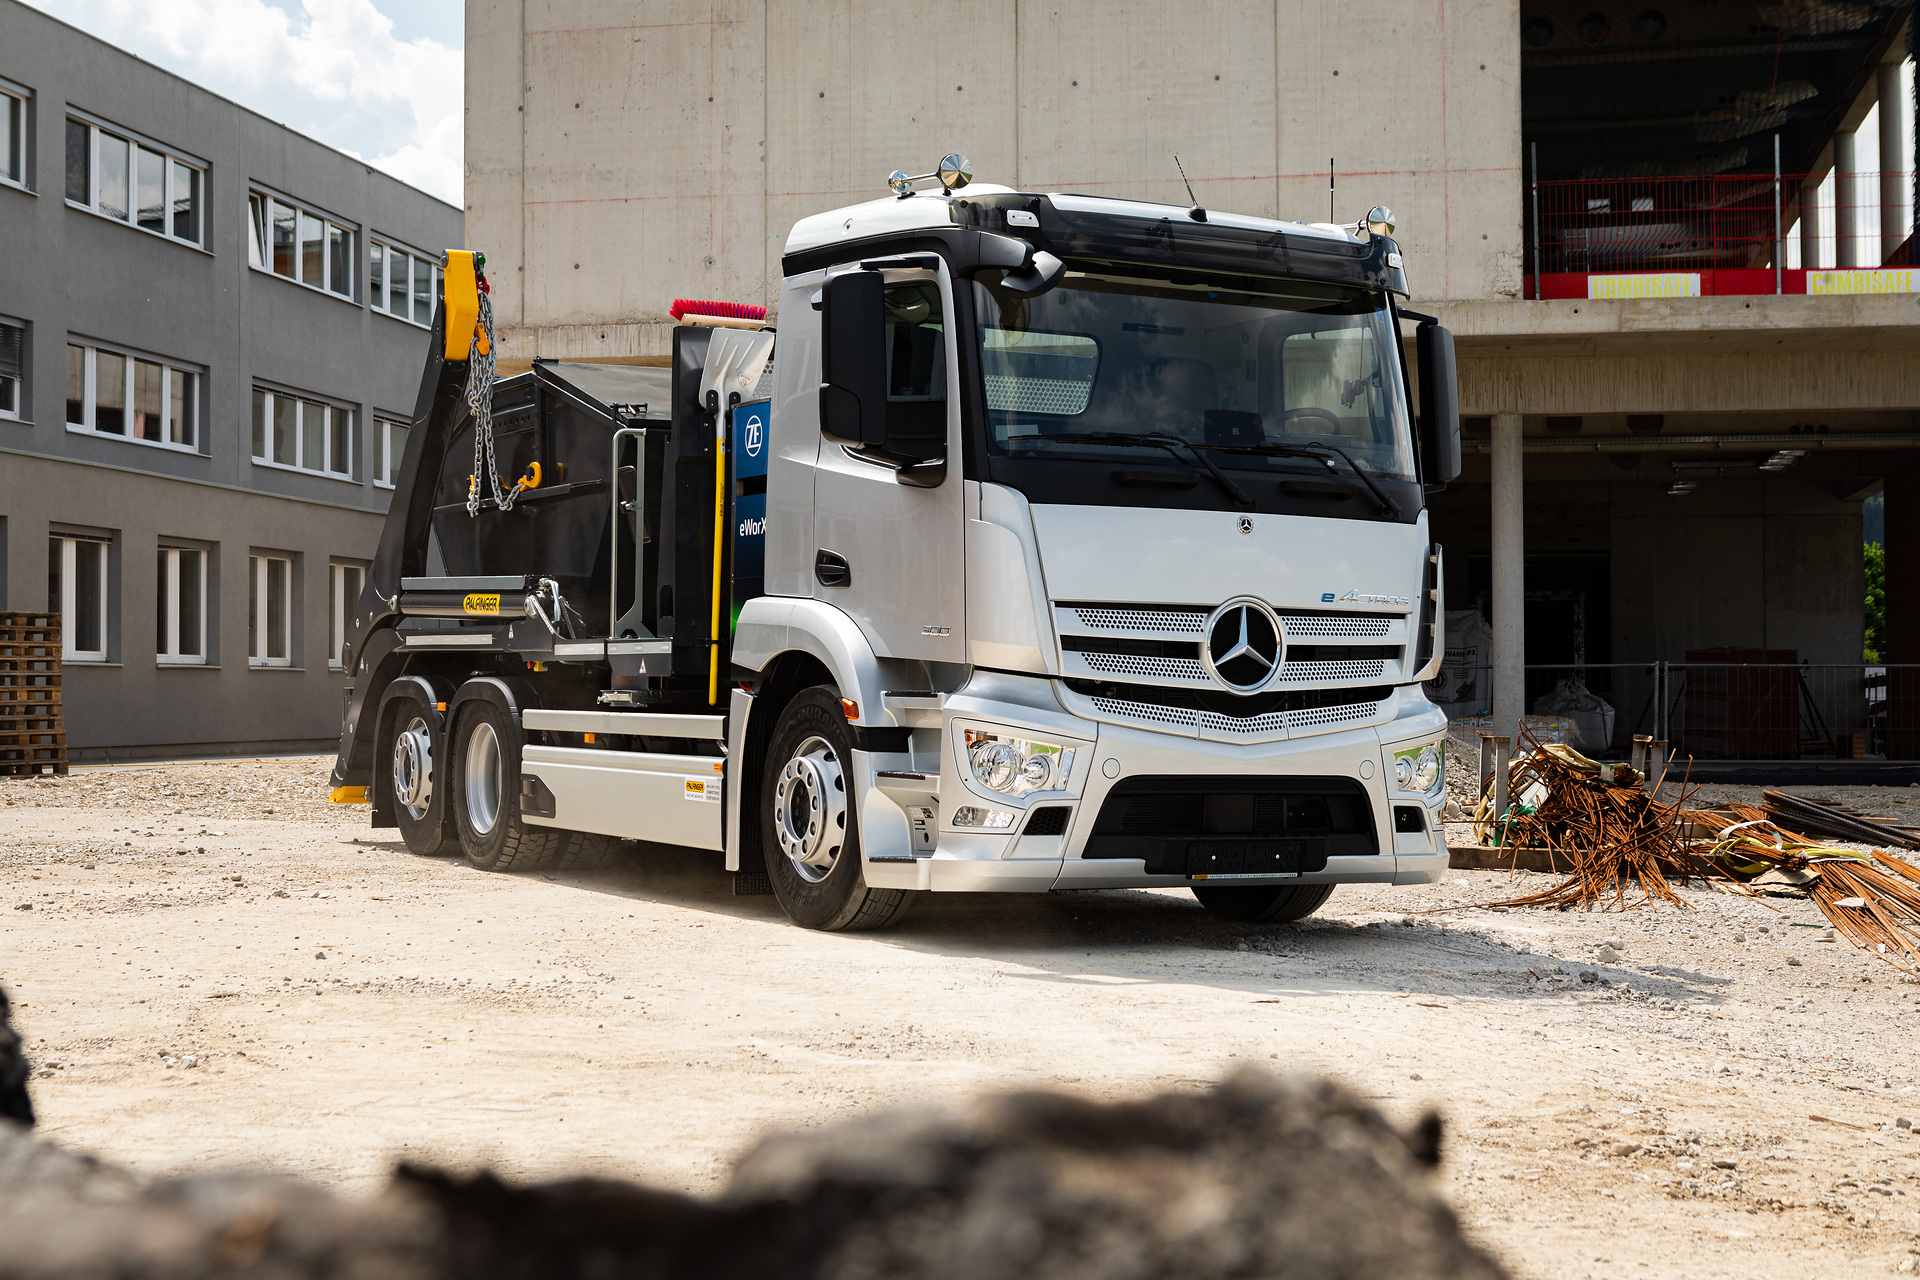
{"left": 0, "top": 315, "right": 24, "bottom": 421}
{"left": 373, "top": 416, "right": 410, "bottom": 488}
{"left": 1, "top": 77, "right": 30, "bottom": 193}
{"left": 50, "top": 534, "right": 111, "bottom": 662}
{"left": 368, "top": 238, "right": 442, "bottom": 327}
{"left": 249, "top": 187, "right": 357, "bottom": 302}
{"left": 248, "top": 553, "right": 294, "bottom": 668}
{"left": 156, "top": 544, "right": 208, "bottom": 666}
{"left": 64, "top": 340, "right": 202, "bottom": 451}
{"left": 328, "top": 560, "right": 366, "bottom": 670}
{"left": 63, "top": 111, "right": 206, "bottom": 249}
{"left": 250, "top": 386, "right": 356, "bottom": 481}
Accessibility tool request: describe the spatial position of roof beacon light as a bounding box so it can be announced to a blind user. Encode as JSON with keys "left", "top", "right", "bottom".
{"left": 887, "top": 153, "right": 973, "bottom": 199}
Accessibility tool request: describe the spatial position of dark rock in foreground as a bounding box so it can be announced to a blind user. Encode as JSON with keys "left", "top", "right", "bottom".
{"left": 0, "top": 1071, "right": 1504, "bottom": 1279}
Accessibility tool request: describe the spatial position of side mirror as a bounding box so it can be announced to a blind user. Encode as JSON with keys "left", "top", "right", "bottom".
{"left": 1416, "top": 323, "right": 1462, "bottom": 485}
{"left": 818, "top": 270, "right": 888, "bottom": 445}
{"left": 1000, "top": 249, "right": 1066, "bottom": 296}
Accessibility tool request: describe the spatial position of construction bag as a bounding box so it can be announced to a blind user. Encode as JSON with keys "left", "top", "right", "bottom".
{"left": 1426, "top": 609, "right": 1493, "bottom": 720}
{"left": 1530, "top": 675, "right": 1616, "bottom": 754}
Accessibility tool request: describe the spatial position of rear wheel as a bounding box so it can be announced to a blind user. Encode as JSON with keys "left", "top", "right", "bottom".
{"left": 451, "top": 694, "right": 617, "bottom": 873}
{"left": 387, "top": 700, "right": 450, "bottom": 856}
{"left": 1191, "top": 883, "right": 1335, "bottom": 923}
{"left": 762, "top": 687, "right": 911, "bottom": 931}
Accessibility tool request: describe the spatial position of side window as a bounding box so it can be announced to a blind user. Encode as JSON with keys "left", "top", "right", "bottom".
{"left": 879, "top": 282, "right": 946, "bottom": 460}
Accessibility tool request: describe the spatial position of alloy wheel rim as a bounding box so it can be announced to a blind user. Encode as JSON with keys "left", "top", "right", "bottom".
{"left": 773, "top": 735, "right": 846, "bottom": 883}
{"left": 465, "top": 721, "right": 503, "bottom": 836}
{"left": 392, "top": 716, "right": 434, "bottom": 820}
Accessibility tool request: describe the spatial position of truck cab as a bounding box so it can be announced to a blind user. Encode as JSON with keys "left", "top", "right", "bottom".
{"left": 329, "top": 160, "right": 1461, "bottom": 931}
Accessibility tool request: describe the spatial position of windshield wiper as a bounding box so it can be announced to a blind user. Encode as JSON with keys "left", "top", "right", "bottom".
{"left": 1007, "top": 430, "right": 1253, "bottom": 507}
{"left": 1198, "top": 440, "right": 1401, "bottom": 518}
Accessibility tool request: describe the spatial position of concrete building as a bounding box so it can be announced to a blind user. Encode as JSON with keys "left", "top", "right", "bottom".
{"left": 0, "top": 0, "right": 462, "bottom": 759}
{"left": 465, "top": 0, "right": 1920, "bottom": 762}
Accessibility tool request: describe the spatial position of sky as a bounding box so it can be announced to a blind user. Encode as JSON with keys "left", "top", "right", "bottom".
{"left": 23, "top": 0, "right": 465, "bottom": 204}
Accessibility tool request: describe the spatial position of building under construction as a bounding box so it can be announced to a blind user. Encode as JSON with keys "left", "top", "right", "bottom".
{"left": 466, "top": 0, "right": 1920, "bottom": 767}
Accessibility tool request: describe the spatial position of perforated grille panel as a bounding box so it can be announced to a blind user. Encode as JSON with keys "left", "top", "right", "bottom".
{"left": 1080, "top": 652, "right": 1207, "bottom": 681}
{"left": 985, "top": 375, "right": 1095, "bottom": 415}
{"left": 1090, "top": 696, "right": 1199, "bottom": 731}
{"left": 1286, "top": 698, "right": 1388, "bottom": 731}
{"left": 1199, "top": 710, "right": 1290, "bottom": 736}
{"left": 1278, "top": 613, "right": 1394, "bottom": 639}
{"left": 1276, "top": 659, "right": 1387, "bottom": 684}
{"left": 1062, "top": 606, "right": 1209, "bottom": 635}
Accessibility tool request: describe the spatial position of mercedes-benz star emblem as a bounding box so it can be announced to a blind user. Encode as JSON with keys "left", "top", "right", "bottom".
{"left": 1200, "top": 598, "right": 1284, "bottom": 693}
{"left": 1237, "top": 516, "right": 1254, "bottom": 535}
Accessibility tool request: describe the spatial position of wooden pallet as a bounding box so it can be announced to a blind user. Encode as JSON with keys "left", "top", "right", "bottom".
{"left": 0, "top": 612, "right": 65, "bottom": 775}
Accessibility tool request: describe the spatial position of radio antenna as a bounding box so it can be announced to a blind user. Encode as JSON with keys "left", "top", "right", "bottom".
{"left": 1173, "top": 154, "right": 1207, "bottom": 222}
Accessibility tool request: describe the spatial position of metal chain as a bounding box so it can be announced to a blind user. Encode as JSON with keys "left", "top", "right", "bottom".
{"left": 465, "top": 286, "right": 518, "bottom": 516}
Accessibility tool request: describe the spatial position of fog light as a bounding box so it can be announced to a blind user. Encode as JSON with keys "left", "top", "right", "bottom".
{"left": 953, "top": 806, "right": 1016, "bottom": 829}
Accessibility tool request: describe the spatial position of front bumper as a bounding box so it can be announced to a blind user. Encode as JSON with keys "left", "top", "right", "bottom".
{"left": 858, "top": 680, "right": 1449, "bottom": 893}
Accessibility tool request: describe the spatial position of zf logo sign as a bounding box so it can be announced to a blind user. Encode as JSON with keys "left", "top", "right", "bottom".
{"left": 743, "top": 413, "right": 764, "bottom": 459}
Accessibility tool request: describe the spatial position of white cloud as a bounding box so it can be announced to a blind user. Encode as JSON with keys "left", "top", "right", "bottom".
{"left": 24, "top": 0, "right": 463, "bottom": 202}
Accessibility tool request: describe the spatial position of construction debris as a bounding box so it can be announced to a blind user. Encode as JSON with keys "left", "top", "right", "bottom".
{"left": 1759, "top": 789, "right": 1920, "bottom": 851}
{"left": 1457, "top": 727, "right": 1920, "bottom": 973}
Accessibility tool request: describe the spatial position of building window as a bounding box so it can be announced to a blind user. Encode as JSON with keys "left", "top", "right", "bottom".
{"left": 248, "top": 190, "right": 355, "bottom": 300}
{"left": 156, "top": 545, "right": 207, "bottom": 664}
{"left": 0, "top": 319, "right": 23, "bottom": 420}
{"left": 65, "top": 341, "right": 199, "bottom": 449}
{"left": 251, "top": 387, "right": 353, "bottom": 478}
{"left": 375, "top": 417, "right": 409, "bottom": 487}
{"left": 249, "top": 554, "right": 292, "bottom": 666}
{"left": 369, "top": 240, "right": 441, "bottom": 326}
{"left": 329, "top": 561, "right": 365, "bottom": 669}
{"left": 49, "top": 534, "right": 110, "bottom": 661}
{"left": 64, "top": 116, "right": 203, "bottom": 248}
{"left": 1, "top": 83, "right": 26, "bottom": 190}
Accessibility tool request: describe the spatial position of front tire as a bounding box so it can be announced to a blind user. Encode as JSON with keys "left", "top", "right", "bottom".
{"left": 387, "top": 699, "right": 451, "bottom": 856}
{"left": 450, "top": 694, "right": 616, "bottom": 873}
{"left": 1192, "top": 883, "right": 1335, "bottom": 923}
{"left": 762, "top": 687, "right": 911, "bottom": 931}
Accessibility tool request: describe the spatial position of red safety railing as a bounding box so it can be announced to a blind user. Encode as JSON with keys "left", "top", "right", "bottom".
{"left": 1523, "top": 171, "right": 1919, "bottom": 297}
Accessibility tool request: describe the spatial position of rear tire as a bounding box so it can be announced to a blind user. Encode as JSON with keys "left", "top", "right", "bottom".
{"left": 386, "top": 699, "right": 451, "bottom": 856}
{"left": 1192, "top": 883, "right": 1335, "bottom": 923}
{"left": 762, "top": 687, "right": 911, "bottom": 931}
{"left": 450, "top": 694, "right": 617, "bottom": 873}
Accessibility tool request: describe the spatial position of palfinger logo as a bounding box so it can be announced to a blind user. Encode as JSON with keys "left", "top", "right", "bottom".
{"left": 462, "top": 593, "right": 501, "bottom": 616}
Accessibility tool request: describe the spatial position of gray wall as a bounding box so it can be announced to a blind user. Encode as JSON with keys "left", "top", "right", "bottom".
{"left": 0, "top": 0, "right": 462, "bottom": 756}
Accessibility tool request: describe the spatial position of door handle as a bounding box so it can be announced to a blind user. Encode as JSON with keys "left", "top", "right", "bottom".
{"left": 815, "top": 549, "right": 851, "bottom": 587}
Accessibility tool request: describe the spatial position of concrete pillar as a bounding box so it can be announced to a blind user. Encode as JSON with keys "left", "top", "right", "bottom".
{"left": 1887, "top": 460, "right": 1920, "bottom": 759}
{"left": 1836, "top": 132, "right": 1860, "bottom": 268}
{"left": 1491, "top": 412, "right": 1526, "bottom": 739}
{"left": 1801, "top": 180, "right": 1823, "bottom": 269}
{"left": 1880, "top": 60, "right": 1912, "bottom": 265}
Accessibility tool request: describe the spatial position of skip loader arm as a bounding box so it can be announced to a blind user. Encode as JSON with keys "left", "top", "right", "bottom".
{"left": 328, "top": 251, "right": 486, "bottom": 796}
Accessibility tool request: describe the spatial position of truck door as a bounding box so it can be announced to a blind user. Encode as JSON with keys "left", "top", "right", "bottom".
{"left": 812, "top": 261, "right": 966, "bottom": 663}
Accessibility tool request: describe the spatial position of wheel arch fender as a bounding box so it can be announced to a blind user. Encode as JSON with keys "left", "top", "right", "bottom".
{"left": 372, "top": 673, "right": 456, "bottom": 826}
{"left": 734, "top": 596, "right": 887, "bottom": 724}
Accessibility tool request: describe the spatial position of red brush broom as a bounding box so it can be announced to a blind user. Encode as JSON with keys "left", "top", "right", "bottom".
{"left": 669, "top": 298, "right": 768, "bottom": 329}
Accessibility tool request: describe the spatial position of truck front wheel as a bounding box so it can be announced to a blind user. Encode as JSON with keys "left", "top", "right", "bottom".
{"left": 762, "top": 687, "right": 911, "bottom": 931}
{"left": 1191, "top": 883, "right": 1335, "bottom": 923}
{"left": 387, "top": 700, "right": 451, "bottom": 856}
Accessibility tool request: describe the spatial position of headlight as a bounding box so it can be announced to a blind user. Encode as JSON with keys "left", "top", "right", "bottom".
{"left": 963, "top": 729, "right": 1076, "bottom": 797}
{"left": 1391, "top": 741, "right": 1444, "bottom": 796}
{"left": 1412, "top": 745, "right": 1443, "bottom": 794}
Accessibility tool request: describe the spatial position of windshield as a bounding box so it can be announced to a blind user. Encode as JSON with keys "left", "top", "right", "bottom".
{"left": 972, "top": 271, "right": 1415, "bottom": 482}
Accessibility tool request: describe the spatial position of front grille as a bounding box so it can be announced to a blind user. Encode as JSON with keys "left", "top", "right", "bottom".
{"left": 1081, "top": 652, "right": 1206, "bottom": 681}
{"left": 1066, "top": 679, "right": 1393, "bottom": 719}
{"left": 1086, "top": 776, "right": 1378, "bottom": 873}
{"left": 1059, "top": 603, "right": 1208, "bottom": 635}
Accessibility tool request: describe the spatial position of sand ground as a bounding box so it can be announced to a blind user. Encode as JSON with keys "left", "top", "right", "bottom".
{"left": 3, "top": 757, "right": 1918, "bottom": 1279}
